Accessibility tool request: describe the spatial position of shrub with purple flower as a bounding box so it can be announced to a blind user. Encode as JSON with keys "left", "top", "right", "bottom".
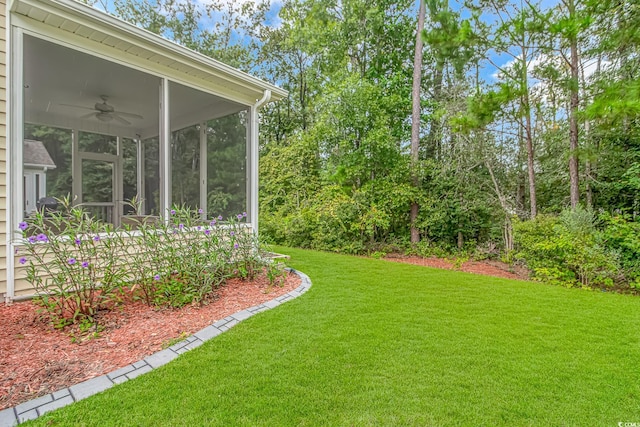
{"left": 18, "top": 196, "right": 130, "bottom": 328}
{"left": 18, "top": 199, "right": 271, "bottom": 325}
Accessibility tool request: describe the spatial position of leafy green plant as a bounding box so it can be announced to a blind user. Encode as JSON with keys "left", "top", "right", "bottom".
{"left": 19, "top": 197, "right": 129, "bottom": 327}
{"left": 369, "top": 251, "right": 387, "bottom": 259}
{"left": 18, "top": 200, "right": 277, "bottom": 328}
{"left": 265, "top": 261, "right": 286, "bottom": 288}
{"left": 513, "top": 208, "right": 625, "bottom": 289}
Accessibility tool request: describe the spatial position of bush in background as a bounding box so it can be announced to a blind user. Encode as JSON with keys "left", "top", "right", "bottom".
{"left": 512, "top": 207, "right": 636, "bottom": 290}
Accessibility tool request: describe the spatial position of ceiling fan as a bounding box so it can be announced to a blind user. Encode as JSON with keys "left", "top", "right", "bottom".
{"left": 61, "top": 95, "right": 144, "bottom": 125}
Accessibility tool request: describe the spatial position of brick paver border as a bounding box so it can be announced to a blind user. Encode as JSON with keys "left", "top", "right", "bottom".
{"left": 0, "top": 268, "right": 311, "bottom": 426}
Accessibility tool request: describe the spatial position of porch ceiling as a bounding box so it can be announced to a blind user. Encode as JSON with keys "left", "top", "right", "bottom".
{"left": 11, "top": 0, "right": 287, "bottom": 138}
{"left": 24, "top": 35, "right": 245, "bottom": 139}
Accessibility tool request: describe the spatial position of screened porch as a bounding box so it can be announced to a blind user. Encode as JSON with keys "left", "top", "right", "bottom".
{"left": 20, "top": 34, "right": 251, "bottom": 228}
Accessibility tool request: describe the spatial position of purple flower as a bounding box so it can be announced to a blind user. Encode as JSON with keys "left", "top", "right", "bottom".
{"left": 237, "top": 214, "right": 243, "bottom": 220}
{"left": 242, "top": 212, "right": 247, "bottom": 218}
{"left": 154, "top": 274, "right": 161, "bottom": 281}
{"left": 178, "top": 223, "right": 184, "bottom": 229}
{"left": 18, "top": 222, "right": 28, "bottom": 231}
{"left": 196, "top": 226, "right": 202, "bottom": 231}
{"left": 75, "top": 238, "right": 82, "bottom": 246}
{"left": 19, "top": 257, "right": 27, "bottom": 265}
{"left": 218, "top": 215, "right": 223, "bottom": 221}
{"left": 210, "top": 220, "right": 217, "bottom": 226}
{"left": 204, "top": 229, "right": 211, "bottom": 236}
{"left": 230, "top": 231, "right": 235, "bottom": 236}
{"left": 68, "top": 258, "right": 76, "bottom": 265}
{"left": 81, "top": 261, "right": 89, "bottom": 268}
{"left": 28, "top": 236, "right": 37, "bottom": 244}
{"left": 14, "top": 248, "right": 19, "bottom": 254}
{"left": 234, "top": 243, "right": 239, "bottom": 249}
{"left": 198, "top": 208, "right": 203, "bottom": 214}
{"left": 170, "top": 209, "right": 176, "bottom": 215}
{"left": 36, "top": 234, "right": 48, "bottom": 243}
{"left": 93, "top": 235, "right": 100, "bottom": 242}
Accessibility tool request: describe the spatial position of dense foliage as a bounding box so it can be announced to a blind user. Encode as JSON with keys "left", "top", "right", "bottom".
{"left": 85, "top": 0, "right": 640, "bottom": 290}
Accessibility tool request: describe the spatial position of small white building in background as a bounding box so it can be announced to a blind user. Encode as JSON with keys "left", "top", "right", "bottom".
{"left": 23, "top": 139, "right": 56, "bottom": 216}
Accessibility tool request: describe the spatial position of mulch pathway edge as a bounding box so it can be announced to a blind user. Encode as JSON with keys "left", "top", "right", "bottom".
{"left": 0, "top": 268, "right": 312, "bottom": 427}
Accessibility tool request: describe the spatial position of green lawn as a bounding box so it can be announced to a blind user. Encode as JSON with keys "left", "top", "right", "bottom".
{"left": 27, "top": 247, "right": 640, "bottom": 426}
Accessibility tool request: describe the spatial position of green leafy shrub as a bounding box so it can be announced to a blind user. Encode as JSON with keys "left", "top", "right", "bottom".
{"left": 19, "top": 198, "right": 130, "bottom": 328}
{"left": 265, "top": 261, "right": 286, "bottom": 287}
{"left": 599, "top": 212, "right": 640, "bottom": 281}
{"left": 18, "top": 201, "right": 273, "bottom": 327}
{"left": 513, "top": 207, "right": 622, "bottom": 289}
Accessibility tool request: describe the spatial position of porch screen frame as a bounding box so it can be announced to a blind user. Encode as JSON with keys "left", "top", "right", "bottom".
{"left": 8, "top": 25, "right": 257, "bottom": 236}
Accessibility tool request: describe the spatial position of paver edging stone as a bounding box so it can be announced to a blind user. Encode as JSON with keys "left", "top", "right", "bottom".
{"left": 1, "top": 268, "right": 311, "bottom": 427}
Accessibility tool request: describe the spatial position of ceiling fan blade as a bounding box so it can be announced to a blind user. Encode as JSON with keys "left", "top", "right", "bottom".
{"left": 112, "top": 114, "right": 131, "bottom": 126}
{"left": 59, "top": 103, "right": 95, "bottom": 111}
{"left": 80, "top": 112, "right": 97, "bottom": 119}
{"left": 114, "top": 110, "right": 144, "bottom": 120}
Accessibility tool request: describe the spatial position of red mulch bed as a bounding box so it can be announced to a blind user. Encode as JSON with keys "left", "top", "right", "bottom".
{"left": 384, "top": 254, "right": 530, "bottom": 281}
{"left": 0, "top": 272, "right": 300, "bottom": 410}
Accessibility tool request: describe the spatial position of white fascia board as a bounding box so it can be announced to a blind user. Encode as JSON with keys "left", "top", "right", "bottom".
{"left": 11, "top": 0, "right": 288, "bottom": 102}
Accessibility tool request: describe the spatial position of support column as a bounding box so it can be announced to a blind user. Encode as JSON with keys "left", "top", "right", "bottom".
{"left": 6, "top": 26, "right": 24, "bottom": 302}
{"left": 159, "top": 79, "right": 171, "bottom": 220}
{"left": 248, "top": 106, "right": 258, "bottom": 233}
{"left": 115, "top": 136, "right": 122, "bottom": 227}
{"left": 71, "top": 129, "right": 79, "bottom": 204}
{"left": 199, "top": 122, "right": 207, "bottom": 219}
{"left": 246, "top": 109, "right": 252, "bottom": 224}
{"left": 136, "top": 137, "right": 146, "bottom": 214}
{"left": 249, "top": 90, "right": 270, "bottom": 235}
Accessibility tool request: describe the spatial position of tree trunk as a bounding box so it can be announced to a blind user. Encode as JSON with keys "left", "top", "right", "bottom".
{"left": 410, "top": 0, "right": 426, "bottom": 244}
{"left": 426, "top": 65, "right": 443, "bottom": 160}
{"left": 582, "top": 52, "right": 600, "bottom": 210}
{"left": 524, "top": 99, "right": 537, "bottom": 219}
{"left": 520, "top": 28, "right": 537, "bottom": 218}
{"left": 568, "top": 0, "right": 580, "bottom": 209}
{"left": 485, "top": 157, "right": 513, "bottom": 252}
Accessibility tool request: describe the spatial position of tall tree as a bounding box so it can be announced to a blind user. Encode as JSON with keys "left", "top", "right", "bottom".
{"left": 468, "top": 0, "right": 545, "bottom": 218}
{"left": 410, "top": 0, "right": 426, "bottom": 244}
{"left": 562, "top": 0, "right": 582, "bottom": 208}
